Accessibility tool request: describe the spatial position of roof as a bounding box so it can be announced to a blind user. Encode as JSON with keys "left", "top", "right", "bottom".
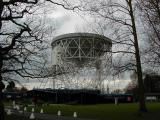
{"left": 51, "top": 33, "right": 112, "bottom": 46}
{"left": 27, "top": 89, "right": 100, "bottom": 94}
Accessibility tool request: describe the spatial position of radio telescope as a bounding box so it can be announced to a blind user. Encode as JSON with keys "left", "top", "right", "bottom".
{"left": 47, "top": 33, "right": 112, "bottom": 91}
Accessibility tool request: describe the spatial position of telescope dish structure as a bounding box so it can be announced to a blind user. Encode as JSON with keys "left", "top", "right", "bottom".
{"left": 48, "top": 33, "right": 112, "bottom": 91}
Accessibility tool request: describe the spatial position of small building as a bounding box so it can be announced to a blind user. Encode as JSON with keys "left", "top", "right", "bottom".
{"left": 27, "top": 89, "right": 133, "bottom": 104}
{"left": 27, "top": 89, "right": 100, "bottom": 104}
{"left": 144, "top": 75, "right": 160, "bottom": 101}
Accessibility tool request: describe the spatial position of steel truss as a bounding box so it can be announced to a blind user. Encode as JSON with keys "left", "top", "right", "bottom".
{"left": 41, "top": 33, "right": 112, "bottom": 92}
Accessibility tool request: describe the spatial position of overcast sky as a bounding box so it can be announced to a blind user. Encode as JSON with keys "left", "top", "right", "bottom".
{"left": 50, "top": 6, "right": 87, "bottom": 35}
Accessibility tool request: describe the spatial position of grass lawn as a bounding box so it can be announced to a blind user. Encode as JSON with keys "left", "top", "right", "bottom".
{"left": 4, "top": 101, "right": 160, "bottom": 120}
{"left": 24, "top": 102, "right": 160, "bottom": 120}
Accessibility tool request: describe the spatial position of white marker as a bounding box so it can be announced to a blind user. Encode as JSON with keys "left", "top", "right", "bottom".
{"left": 12, "top": 101, "right": 15, "bottom": 107}
{"left": 58, "top": 110, "right": 61, "bottom": 116}
{"left": 32, "top": 108, "right": 34, "bottom": 112}
{"left": 115, "top": 97, "right": 118, "bottom": 105}
{"left": 29, "top": 112, "right": 35, "bottom": 119}
{"left": 16, "top": 105, "right": 20, "bottom": 110}
{"left": 73, "top": 112, "right": 77, "bottom": 118}
{"left": 40, "top": 108, "right": 44, "bottom": 114}
{"left": 24, "top": 107, "right": 27, "bottom": 111}
{"left": 7, "top": 109, "right": 12, "bottom": 115}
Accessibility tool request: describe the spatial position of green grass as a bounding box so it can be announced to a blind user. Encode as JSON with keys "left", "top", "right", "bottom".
{"left": 24, "top": 102, "right": 160, "bottom": 120}
{"left": 4, "top": 101, "right": 160, "bottom": 120}
{"left": 3, "top": 100, "right": 12, "bottom": 106}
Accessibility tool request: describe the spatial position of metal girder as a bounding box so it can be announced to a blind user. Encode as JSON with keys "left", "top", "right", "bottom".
{"left": 42, "top": 33, "right": 112, "bottom": 91}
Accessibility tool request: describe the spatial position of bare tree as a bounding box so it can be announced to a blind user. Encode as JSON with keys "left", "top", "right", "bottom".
{"left": 138, "top": 0, "right": 160, "bottom": 68}
{"left": 0, "top": 1, "right": 49, "bottom": 119}
{"left": 75, "top": 0, "right": 147, "bottom": 111}
{"left": 0, "top": 0, "right": 81, "bottom": 119}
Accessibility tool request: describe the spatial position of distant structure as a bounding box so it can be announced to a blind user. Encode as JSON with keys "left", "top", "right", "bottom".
{"left": 48, "top": 33, "right": 112, "bottom": 91}
{"left": 144, "top": 75, "right": 160, "bottom": 93}
{"left": 26, "top": 89, "right": 133, "bottom": 104}
{"left": 144, "top": 75, "right": 160, "bottom": 101}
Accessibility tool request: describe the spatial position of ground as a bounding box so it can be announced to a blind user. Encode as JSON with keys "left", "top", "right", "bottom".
{"left": 5, "top": 102, "right": 160, "bottom": 120}
{"left": 6, "top": 115, "right": 30, "bottom": 120}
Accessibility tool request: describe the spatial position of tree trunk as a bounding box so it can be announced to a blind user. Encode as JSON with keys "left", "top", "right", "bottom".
{"left": 0, "top": 49, "right": 5, "bottom": 120}
{"left": 0, "top": 92, "right": 5, "bottom": 120}
{"left": 129, "top": 0, "right": 147, "bottom": 112}
{"left": 0, "top": 80, "right": 5, "bottom": 120}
